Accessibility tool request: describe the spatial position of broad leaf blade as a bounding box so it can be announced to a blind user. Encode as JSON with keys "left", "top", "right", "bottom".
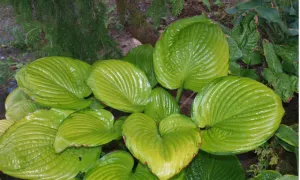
{"left": 123, "top": 44, "right": 157, "bottom": 87}
{"left": 54, "top": 109, "right": 123, "bottom": 153}
{"left": 0, "top": 120, "right": 14, "bottom": 137}
{"left": 0, "top": 110, "right": 101, "bottom": 180}
{"left": 274, "top": 44, "right": 298, "bottom": 75}
{"left": 192, "top": 76, "right": 284, "bottom": 154}
{"left": 154, "top": 15, "right": 229, "bottom": 92}
{"left": 5, "top": 87, "right": 28, "bottom": 110}
{"left": 263, "top": 40, "right": 283, "bottom": 73}
{"left": 145, "top": 87, "right": 180, "bottom": 122}
{"left": 251, "top": 170, "right": 282, "bottom": 180}
{"left": 254, "top": 7, "right": 282, "bottom": 24}
{"left": 87, "top": 60, "right": 151, "bottom": 113}
{"left": 85, "top": 151, "right": 156, "bottom": 180}
{"left": 185, "top": 150, "right": 245, "bottom": 180}
{"left": 123, "top": 113, "right": 201, "bottom": 180}
{"left": 15, "top": 57, "right": 92, "bottom": 109}
{"left": 227, "top": 35, "right": 243, "bottom": 62}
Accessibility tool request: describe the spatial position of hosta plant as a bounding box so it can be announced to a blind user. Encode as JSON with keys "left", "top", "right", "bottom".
{"left": 0, "top": 15, "right": 288, "bottom": 180}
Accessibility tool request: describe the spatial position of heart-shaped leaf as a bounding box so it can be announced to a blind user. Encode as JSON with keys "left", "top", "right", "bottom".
{"left": 0, "top": 110, "right": 101, "bottom": 179}
{"left": 84, "top": 151, "right": 156, "bottom": 180}
{"left": 87, "top": 60, "right": 151, "bottom": 113}
{"left": 185, "top": 150, "right": 245, "bottom": 180}
{"left": 192, "top": 76, "right": 284, "bottom": 154}
{"left": 0, "top": 120, "right": 14, "bottom": 137}
{"left": 123, "top": 113, "right": 201, "bottom": 180}
{"left": 5, "top": 87, "right": 43, "bottom": 121}
{"left": 16, "top": 56, "right": 92, "bottom": 109}
{"left": 54, "top": 109, "right": 124, "bottom": 153}
{"left": 123, "top": 44, "right": 157, "bottom": 87}
{"left": 153, "top": 15, "right": 229, "bottom": 92}
{"left": 145, "top": 87, "right": 180, "bottom": 122}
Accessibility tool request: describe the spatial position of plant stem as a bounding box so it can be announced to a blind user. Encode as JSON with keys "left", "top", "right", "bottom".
{"left": 176, "top": 86, "right": 183, "bottom": 103}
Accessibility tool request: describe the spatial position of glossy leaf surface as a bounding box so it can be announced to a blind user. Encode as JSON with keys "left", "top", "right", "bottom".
{"left": 55, "top": 109, "right": 123, "bottom": 153}
{"left": 5, "top": 87, "right": 43, "bottom": 120}
{"left": 145, "top": 87, "right": 180, "bottom": 122}
{"left": 123, "top": 44, "right": 157, "bottom": 87}
{"left": 192, "top": 76, "right": 284, "bottom": 154}
{"left": 275, "top": 124, "right": 298, "bottom": 147}
{"left": 15, "top": 56, "right": 92, "bottom": 109}
{"left": 0, "top": 120, "right": 14, "bottom": 137}
{"left": 123, "top": 113, "right": 201, "bottom": 180}
{"left": 185, "top": 150, "right": 245, "bottom": 180}
{"left": 154, "top": 15, "right": 229, "bottom": 92}
{"left": 84, "top": 151, "right": 156, "bottom": 180}
{"left": 87, "top": 60, "right": 151, "bottom": 113}
{"left": 0, "top": 110, "right": 101, "bottom": 179}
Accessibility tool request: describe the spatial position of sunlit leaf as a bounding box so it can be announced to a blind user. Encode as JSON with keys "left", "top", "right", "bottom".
{"left": 154, "top": 15, "right": 229, "bottom": 92}
{"left": 87, "top": 60, "right": 151, "bottom": 113}
{"left": 54, "top": 109, "right": 123, "bottom": 153}
{"left": 84, "top": 151, "right": 156, "bottom": 180}
{"left": 0, "top": 110, "right": 101, "bottom": 179}
{"left": 0, "top": 120, "right": 14, "bottom": 137}
{"left": 123, "top": 113, "right": 201, "bottom": 179}
{"left": 145, "top": 87, "right": 180, "bottom": 122}
{"left": 192, "top": 76, "right": 284, "bottom": 154}
{"left": 15, "top": 57, "right": 92, "bottom": 109}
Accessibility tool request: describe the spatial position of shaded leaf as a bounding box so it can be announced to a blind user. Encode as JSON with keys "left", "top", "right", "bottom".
{"left": 145, "top": 87, "right": 180, "bottom": 122}
{"left": 0, "top": 110, "right": 101, "bottom": 179}
{"left": 254, "top": 7, "right": 282, "bottom": 23}
{"left": 274, "top": 44, "right": 298, "bottom": 75}
{"left": 192, "top": 76, "right": 284, "bottom": 154}
{"left": 185, "top": 150, "right": 245, "bottom": 180}
{"left": 229, "top": 62, "right": 259, "bottom": 80}
{"left": 123, "top": 44, "right": 157, "bottom": 87}
{"left": 54, "top": 109, "right": 123, "bottom": 153}
{"left": 15, "top": 57, "right": 92, "bottom": 109}
{"left": 87, "top": 60, "right": 151, "bottom": 113}
{"left": 251, "top": 170, "right": 282, "bottom": 180}
{"left": 84, "top": 151, "right": 156, "bottom": 180}
{"left": 263, "top": 40, "right": 283, "bottom": 73}
{"left": 123, "top": 113, "right": 201, "bottom": 179}
{"left": 275, "top": 124, "right": 298, "bottom": 147}
{"left": 227, "top": 35, "right": 243, "bottom": 61}
{"left": 154, "top": 15, "right": 229, "bottom": 92}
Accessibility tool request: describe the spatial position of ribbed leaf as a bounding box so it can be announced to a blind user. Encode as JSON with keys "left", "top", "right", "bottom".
{"left": 0, "top": 120, "right": 14, "bottom": 137}
{"left": 275, "top": 124, "right": 298, "bottom": 147}
{"left": 84, "top": 151, "right": 156, "bottom": 180}
{"left": 15, "top": 56, "right": 92, "bottom": 109}
{"left": 5, "top": 87, "right": 28, "bottom": 109}
{"left": 54, "top": 109, "right": 123, "bottom": 153}
{"left": 123, "top": 113, "right": 201, "bottom": 180}
{"left": 5, "top": 87, "right": 43, "bottom": 120}
{"left": 192, "top": 76, "right": 284, "bottom": 154}
{"left": 87, "top": 60, "right": 151, "bottom": 113}
{"left": 185, "top": 150, "right": 245, "bottom": 180}
{"left": 145, "top": 87, "right": 180, "bottom": 122}
{"left": 0, "top": 110, "right": 101, "bottom": 179}
{"left": 154, "top": 15, "right": 229, "bottom": 92}
{"left": 123, "top": 44, "right": 157, "bottom": 87}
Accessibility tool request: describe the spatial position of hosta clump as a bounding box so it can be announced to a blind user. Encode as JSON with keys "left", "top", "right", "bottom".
{"left": 0, "top": 15, "right": 286, "bottom": 180}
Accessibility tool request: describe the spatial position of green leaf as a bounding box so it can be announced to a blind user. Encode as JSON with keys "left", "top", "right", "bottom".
{"left": 290, "top": 75, "right": 298, "bottom": 93}
{"left": 227, "top": 35, "right": 243, "bottom": 61}
{"left": 263, "top": 40, "right": 283, "bottom": 73}
{"left": 236, "top": 0, "right": 263, "bottom": 11}
{"left": 0, "top": 110, "right": 101, "bottom": 179}
{"left": 262, "top": 68, "right": 294, "bottom": 102}
{"left": 0, "top": 120, "right": 14, "bottom": 137}
{"left": 192, "top": 76, "right": 284, "bottom": 154}
{"left": 54, "top": 109, "right": 124, "bottom": 153}
{"left": 185, "top": 150, "right": 245, "bottom": 180}
{"left": 123, "top": 113, "right": 201, "bottom": 180}
{"left": 154, "top": 15, "right": 229, "bottom": 92}
{"left": 84, "top": 151, "right": 156, "bottom": 180}
{"left": 275, "top": 137, "right": 295, "bottom": 152}
{"left": 5, "top": 87, "right": 43, "bottom": 121}
{"left": 274, "top": 44, "right": 298, "bottom": 75}
{"left": 169, "top": 0, "right": 184, "bottom": 16}
{"left": 145, "top": 87, "right": 180, "bottom": 122}
{"left": 252, "top": 170, "right": 282, "bottom": 180}
{"left": 254, "top": 7, "right": 282, "bottom": 24}
{"left": 89, "top": 97, "right": 105, "bottom": 110}
{"left": 123, "top": 44, "right": 157, "bottom": 87}
{"left": 15, "top": 57, "right": 92, "bottom": 109}
{"left": 277, "top": 175, "right": 299, "bottom": 180}
{"left": 202, "top": 0, "right": 211, "bottom": 11}
{"left": 275, "top": 124, "right": 298, "bottom": 147}
{"left": 231, "top": 12, "right": 260, "bottom": 65}
{"left": 229, "top": 62, "right": 259, "bottom": 80}
{"left": 243, "top": 51, "right": 262, "bottom": 65}
{"left": 87, "top": 60, "right": 151, "bottom": 113}
{"left": 4, "top": 87, "right": 28, "bottom": 109}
